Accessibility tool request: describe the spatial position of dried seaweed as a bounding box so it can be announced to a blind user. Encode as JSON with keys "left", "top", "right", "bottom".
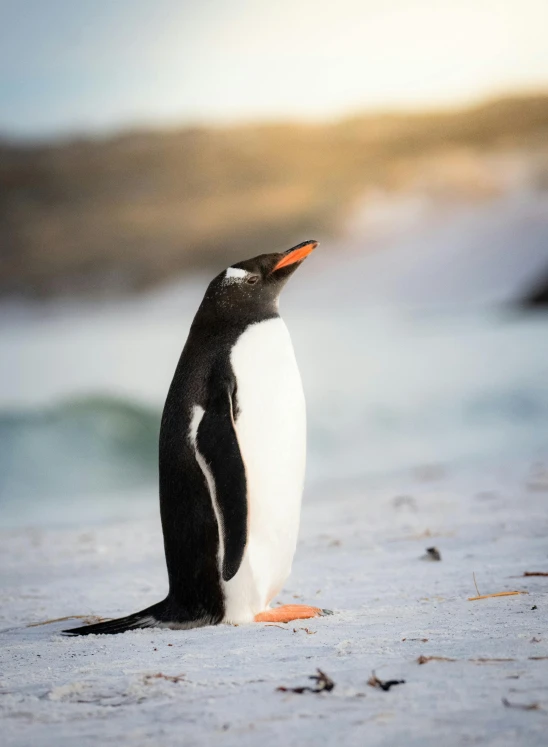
{"left": 277, "top": 669, "right": 334, "bottom": 694}
{"left": 367, "top": 671, "right": 405, "bottom": 691}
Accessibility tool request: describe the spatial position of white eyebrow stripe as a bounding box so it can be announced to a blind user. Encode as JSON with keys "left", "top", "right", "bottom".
{"left": 225, "top": 267, "right": 248, "bottom": 280}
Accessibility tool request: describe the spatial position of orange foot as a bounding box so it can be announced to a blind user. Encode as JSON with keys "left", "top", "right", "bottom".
{"left": 254, "top": 605, "right": 333, "bottom": 623}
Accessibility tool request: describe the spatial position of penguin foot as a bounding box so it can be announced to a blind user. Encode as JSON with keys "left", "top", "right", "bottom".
{"left": 254, "top": 605, "right": 328, "bottom": 623}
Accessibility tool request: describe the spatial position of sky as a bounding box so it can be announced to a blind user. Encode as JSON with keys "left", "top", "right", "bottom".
{"left": 1, "top": 0, "right": 548, "bottom": 138}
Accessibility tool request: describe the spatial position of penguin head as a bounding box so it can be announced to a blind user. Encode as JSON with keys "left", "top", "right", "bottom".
{"left": 201, "top": 240, "right": 318, "bottom": 320}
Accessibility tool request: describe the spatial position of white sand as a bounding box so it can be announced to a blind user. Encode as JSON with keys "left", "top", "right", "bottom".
{"left": 1, "top": 459, "right": 547, "bottom": 746}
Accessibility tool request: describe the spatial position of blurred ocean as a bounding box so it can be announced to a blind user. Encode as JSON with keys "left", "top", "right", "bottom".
{"left": 1, "top": 187, "right": 548, "bottom": 529}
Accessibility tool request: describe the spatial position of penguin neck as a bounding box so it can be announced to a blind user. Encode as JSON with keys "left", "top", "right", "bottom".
{"left": 191, "top": 310, "right": 280, "bottom": 342}
{"left": 192, "top": 299, "right": 280, "bottom": 333}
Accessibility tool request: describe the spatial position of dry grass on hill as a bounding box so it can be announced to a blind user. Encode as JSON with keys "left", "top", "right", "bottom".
{"left": 2, "top": 94, "right": 548, "bottom": 297}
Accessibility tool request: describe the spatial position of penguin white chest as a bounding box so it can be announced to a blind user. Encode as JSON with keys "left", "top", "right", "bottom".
{"left": 223, "top": 316, "right": 306, "bottom": 622}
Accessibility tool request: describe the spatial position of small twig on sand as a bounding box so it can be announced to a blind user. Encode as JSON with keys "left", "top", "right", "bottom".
{"left": 469, "top": 572, "right": 528, "bottom": 600}
{"left": 417, "top": 655, "right": 456, "bottom": 664}
{"left": 418, "top": 655, "right": 519, "bottom": 664}
{"left": 265, "top": 624, "right": 290, "bottom": 631}
{"left": 468, "top": 591, "right": 528, "bottom": 601}
{"left": 502, "top": 697, "right": 540, "bottom": 711}
{"left": 143, "top": 673, "right": 185, "bottom": 684}
{"left": 473, "top": 572, "right": 481, "bottom": 597}
{"left": 402, "top": 638, "right": 429, "bottom": 642}
{"left": 523, "top": 572, "right": 548, "bottom": 577}
{"left": 472, "top": 657, "right": 516, "bottom": 663}
{"left": 367, "top": 671, "right": 405, "bottom": 691}
{"left": 27, "top": 615, "right": 111, "bottom": 628}
{"left": 419, "top": 653, "right": 548, "bottom": 665}
{"left": 277, "top": 669, "right": 334, "bottom": 694}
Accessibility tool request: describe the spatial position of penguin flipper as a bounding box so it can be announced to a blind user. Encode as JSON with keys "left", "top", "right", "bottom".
{"left": 197, "top": 386, "right": 247, "bottom": 583}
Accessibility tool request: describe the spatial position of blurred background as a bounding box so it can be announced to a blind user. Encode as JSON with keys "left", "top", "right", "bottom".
{"left": 1, "top": 0, "right": 548, "bottom": 528}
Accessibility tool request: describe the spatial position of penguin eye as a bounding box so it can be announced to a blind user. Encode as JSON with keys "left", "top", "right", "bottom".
{"left": 246, "top": 275, "right": 259, "bottom": 285}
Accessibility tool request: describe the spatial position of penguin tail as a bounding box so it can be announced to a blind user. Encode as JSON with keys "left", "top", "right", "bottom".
{"left": 62, "top": 603, "right": 165, "bottom": 636}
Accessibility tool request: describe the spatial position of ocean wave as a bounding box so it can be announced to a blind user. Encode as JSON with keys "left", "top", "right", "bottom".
{"left": 3, "top": 379, "right": 547, "bottom": 507}
{"left": 0, "top": 395, "right": 160, "bottom": 504}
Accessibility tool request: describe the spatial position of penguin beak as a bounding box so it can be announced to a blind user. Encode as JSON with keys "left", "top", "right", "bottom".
{"left": 272, "top": 240, "right": 318, "bottom": 273}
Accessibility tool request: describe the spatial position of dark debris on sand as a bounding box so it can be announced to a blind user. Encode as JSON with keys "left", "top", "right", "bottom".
{"left": 368, "top": 671, "right": 406, "bottom": 691}
{"left": 422, "top": 546, "right": 442, "bottom": 561}
{"left": 277, "top": 669, "right": 335, "bottom": 694}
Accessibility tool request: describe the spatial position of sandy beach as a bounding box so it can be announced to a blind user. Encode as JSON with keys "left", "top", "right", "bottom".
{"left": 2, "top": 458, "right": 547, "bottom": 746}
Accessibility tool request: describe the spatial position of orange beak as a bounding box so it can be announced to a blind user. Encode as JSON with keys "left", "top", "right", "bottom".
{"left": 272, "top": 240, "right": 318, "bottom": 272}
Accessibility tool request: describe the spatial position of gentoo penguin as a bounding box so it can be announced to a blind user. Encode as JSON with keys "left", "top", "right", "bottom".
{"left": 65, "top": 240, "right": 329, "bottom": 635}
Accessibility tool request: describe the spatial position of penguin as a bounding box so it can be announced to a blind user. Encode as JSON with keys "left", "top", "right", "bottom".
{"left": 64, "top": 240, "right": 329, "bottom": 635}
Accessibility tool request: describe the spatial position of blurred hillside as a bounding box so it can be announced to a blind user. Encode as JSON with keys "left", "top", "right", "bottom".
{"left": 2, "top": 94, "right": 548, "bottom": 298}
